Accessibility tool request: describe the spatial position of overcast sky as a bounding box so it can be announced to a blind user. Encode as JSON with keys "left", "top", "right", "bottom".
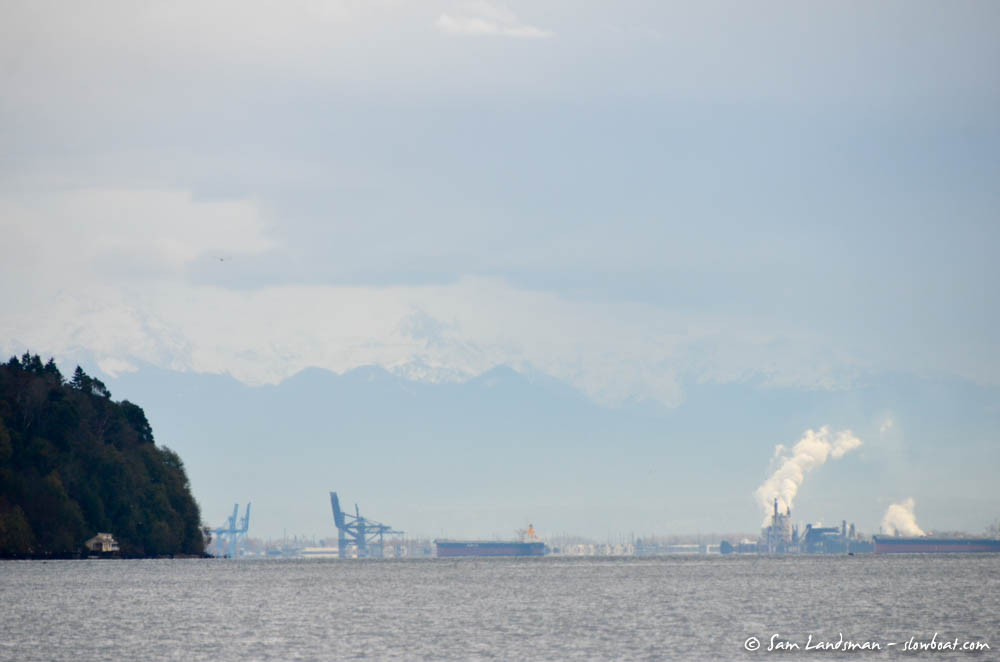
{"left": 3, "top": 0, "right": 998, "bottom": 404}
{"left": 2, "top": 1, "right": 999, "bottom": 537}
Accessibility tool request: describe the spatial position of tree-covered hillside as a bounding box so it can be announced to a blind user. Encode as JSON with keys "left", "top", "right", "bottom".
{"left": 0, "top": 354, "right": 204, "bottom": 557}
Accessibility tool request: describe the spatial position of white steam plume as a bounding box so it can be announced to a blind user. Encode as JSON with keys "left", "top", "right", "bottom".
{"left": 754, "top": 426, "right": 863, "bottom": 525}
{"left": 882, "top": 498, "right": 925, "bottom": 536}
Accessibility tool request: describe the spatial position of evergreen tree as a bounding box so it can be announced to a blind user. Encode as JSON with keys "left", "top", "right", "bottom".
{"left": 0, "top": 355, "right": 204, "bottom": 557}
{"left": 71, "top": 366, "right": 90, "bottom": 391}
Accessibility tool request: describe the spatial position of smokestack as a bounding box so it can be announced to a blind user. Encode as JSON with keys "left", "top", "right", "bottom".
{"left": 842, "top": 520, "right": 846, "bottom": 538}
{"left": 753, "top": 427, "right": 863, "bottom": 525}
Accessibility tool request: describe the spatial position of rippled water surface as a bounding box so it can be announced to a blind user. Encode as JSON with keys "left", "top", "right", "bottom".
{"left": 2, "top": 555, "right": 998, "bottom": 661}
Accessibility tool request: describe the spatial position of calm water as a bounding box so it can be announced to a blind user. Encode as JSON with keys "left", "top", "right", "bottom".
{"left": 2, "top": 555, "right": 997, "bottom": 661}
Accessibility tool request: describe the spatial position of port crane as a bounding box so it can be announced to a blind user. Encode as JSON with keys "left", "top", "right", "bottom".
{"left": 211, "top": 503, "right": 250, "bottom": 558}
{"left": 329, "top": 492, "right": 403, "bottom": 558}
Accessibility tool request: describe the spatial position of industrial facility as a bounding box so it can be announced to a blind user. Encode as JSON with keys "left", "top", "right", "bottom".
{"left": 719, "top": 497, "right": 1000, "bottom": 555}
{"left": 721, "top": 498, "right": 873, "bottom": 554}
{"left": 208, "top": 493, "right": 1000, "bottom": 559}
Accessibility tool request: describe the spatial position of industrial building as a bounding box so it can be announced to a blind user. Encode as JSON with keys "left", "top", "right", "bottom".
{"left": 721, "top": 499, "right": 873, "bottom": 554}
{"left": 763, "top": 499, "right": 795, "bottom": 553}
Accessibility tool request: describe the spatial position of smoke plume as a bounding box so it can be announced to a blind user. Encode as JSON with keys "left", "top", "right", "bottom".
{"left": 882, "top": 498, "right": 925, "bottom": 536}
{"left": 754, "top": 426, "right": 863, "bottom": 524}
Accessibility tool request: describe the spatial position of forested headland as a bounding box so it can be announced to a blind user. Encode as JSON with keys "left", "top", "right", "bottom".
{"left": 0, "top": 354, "right": 204, "bottom": 558}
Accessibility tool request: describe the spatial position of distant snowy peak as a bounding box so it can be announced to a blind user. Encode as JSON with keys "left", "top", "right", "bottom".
{"left": 1, "top": 278, "right": 922, "bottom": 409}
{"left": 389, "top": 359, "right": 478, "bottom": 385}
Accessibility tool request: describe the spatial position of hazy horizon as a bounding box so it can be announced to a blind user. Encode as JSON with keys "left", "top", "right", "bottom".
{"left": 3, "top": 350, "right": 990, "bottom": 542}
{"left": 3, "top": 1, "right": 998, "bottom": 541}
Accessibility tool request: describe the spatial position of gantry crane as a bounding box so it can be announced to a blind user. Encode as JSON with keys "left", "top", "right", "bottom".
{"left": 329, "top": 492, "right": 402, "bottom": 558}
{"left": 212, "top": 502, "right": 250, "bottom": 558}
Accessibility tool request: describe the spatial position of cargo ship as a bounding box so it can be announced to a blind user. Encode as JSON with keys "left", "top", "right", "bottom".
{"left": 435, "top": 524, "right": 548, "bottom": 557}
{"left": 434, "top": 540, "right": 547, "bottom": 557}
{"left": 873, "top": 535, "right": 1000, "bottom": 554}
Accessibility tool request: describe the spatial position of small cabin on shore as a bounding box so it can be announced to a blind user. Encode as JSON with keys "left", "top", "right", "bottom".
{"left": 84, "top": 533, "right": 120, "bottom": 554}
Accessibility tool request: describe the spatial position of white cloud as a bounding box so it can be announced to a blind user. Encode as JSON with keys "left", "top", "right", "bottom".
{"left": 0, "top": 277, "right": 857, "bottom": 410}
{"left": 96, "top": 356, "right": 139, "bottom": 378}
{"left": 0, "top": 187, "right": 675, "bottom": 404}
{"left": 0, "top": 187, "right": 276, "bottom": 375}
{"left": 0, "top": 188, "right": 273, "bottom": 281}
{"left": 0, "top": 186, "right": 852, "bottom": 407}
{"left": 0, "top": 0, "right": 449, "bottom": 103}
{"left": 0, "top": 182, "right": 992, "bottom": 409}
{"left": 0, "top": 184, "right": 886, "bottom": 407}
{"left": 3, "top": 275, "right": 689, "bottom": 405}
{"left": 436, "top": 2, "right": 552, "bottom": 38}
